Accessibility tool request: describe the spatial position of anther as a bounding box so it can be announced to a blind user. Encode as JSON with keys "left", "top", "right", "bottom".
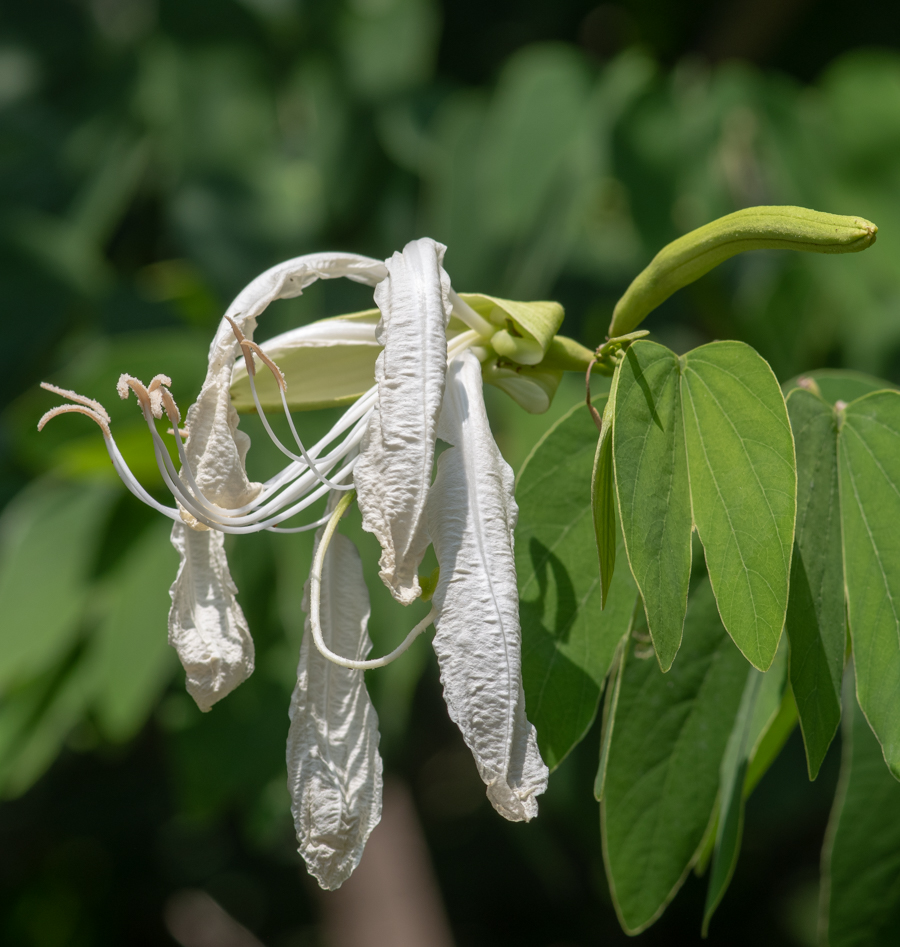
{"left": 244, "top": 340, "right": 286, "bottom": 392}
{"left": 117, "top": 374, "right": 155, "bottom": 415}
{"left": 40, "top": 382, "right": 111, "bottom": 425}
{"left": 38, "top": 404, "right": 111, "bottom": 438}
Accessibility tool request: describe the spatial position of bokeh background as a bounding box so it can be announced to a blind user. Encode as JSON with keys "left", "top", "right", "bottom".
{"left": 3, "top": 1, "right": 900, "bottom": 944}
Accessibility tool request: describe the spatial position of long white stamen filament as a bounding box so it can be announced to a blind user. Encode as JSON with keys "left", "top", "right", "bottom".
{"left": 310, "top": 491, "right": 435, "bottom": 669}
{"left": 39, "top": 310, "right": 479, "bottom": 540}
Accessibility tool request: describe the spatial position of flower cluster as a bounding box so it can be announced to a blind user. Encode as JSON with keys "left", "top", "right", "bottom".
{"left": 39, "top": 238, "right": 595, "bottom": 889}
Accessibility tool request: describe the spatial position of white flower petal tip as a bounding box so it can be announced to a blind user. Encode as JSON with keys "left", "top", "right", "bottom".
{"left": 168, "top": 522, "right": 255, "bottom": 712}
{"left": 289, "top": 529, "right": 382, "bottom": 890}
{"left": 427, "top": 351, "right": 549, "bottom": 822}
{"left": 355, "top": 237, "right": 452, "bottom": 605}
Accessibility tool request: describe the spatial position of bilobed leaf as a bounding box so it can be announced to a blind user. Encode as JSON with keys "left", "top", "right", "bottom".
{"left": 0, "top": 479, "right": 116, "bottom": 689}
{"left": 681, "top": 341, "right": 796, "bottom": 671}
{"left": 601, "top": 578, "right": 748, "bottom": 934}
{"left": 91, "top": 520, "right": 178, "bottom": 742}
{"left": 782, "top": 367, "right": 895, "bottom": 405}
{"left": 592, "top": 391, "right": 616, "bottom": 607}
{"left": 613, "top": 341, "right": 692, "bottom": 671}
{"left": 702, "top": 640, "right": 788, "bottom": 934}
{"left": 785, "top": 388, "right": 844, "bottom": 777}
{"left": 839, "top": 391, "right": 900, "bottom": 776}
{"left": 518, "top": 401, "right": 638, "bottom": 770}
{"left": 821, "top": 677, "right": 900, "bottom": 947}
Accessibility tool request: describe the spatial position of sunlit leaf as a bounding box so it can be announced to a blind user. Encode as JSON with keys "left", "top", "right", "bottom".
{"left": 602, "top": 578, "right": 748, "bottom": 934}
{"left": 681, "top": 341, "right": 796, "bottom": 671}
{"left": 517, "top": 401, "right": 638, "bottom": 770}
{"left": 591, "top": 392, "right": 616, "bottom": 607}
{"left": 613, "top": 341, "right": 692, "bottom": 670}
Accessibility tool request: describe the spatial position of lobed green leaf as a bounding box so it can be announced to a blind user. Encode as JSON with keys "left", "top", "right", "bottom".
{"left": 517, "top": 402, "right": 638, "bottom": 770}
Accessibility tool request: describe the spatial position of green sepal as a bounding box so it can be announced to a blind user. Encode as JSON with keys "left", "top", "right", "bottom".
{"left": 482, "top": 361, "right": 562, "bottom": 414}
{"left": 458, "top": 292, "right": 564, "bottom": 357}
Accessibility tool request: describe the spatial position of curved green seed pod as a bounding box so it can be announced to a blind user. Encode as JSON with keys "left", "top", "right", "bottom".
{"left": 608, "top": 206, "right": 878, "bottom": 338}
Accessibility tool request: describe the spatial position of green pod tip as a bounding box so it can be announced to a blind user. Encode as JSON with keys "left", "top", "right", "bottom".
{"left": 608, "top": 205, "right": 878, "bottom": 338}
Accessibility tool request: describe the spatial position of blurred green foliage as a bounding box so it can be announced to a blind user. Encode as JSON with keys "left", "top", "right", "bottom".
{"left": 5, "top": 0, "right": 900, "bottom": 944}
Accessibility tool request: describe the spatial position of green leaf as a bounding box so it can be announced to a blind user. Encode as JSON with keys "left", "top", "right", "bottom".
{"left": 785, "top": 388, "right": 844, "bottom": 777}
{"left": 681, "top": 341, "right": 796, "bottom": 671}
{"left": 0, "top": 479, "right": 116, "bottom": 689}
{"left": 601, "top": 578, "right": 748, "bottom": 934}
{"left": 839, "top": 391, "right": 900, "bottom": 776}
{"left": 592, "top": 391, "right": 617, "bottom": 607}
{"left": 702, "top": 640, "right": 788, "bottom": 934}
{"left": 782, "top": 368, "right": 896, "bottom": 405}
{"left": 613, "top": 341, "right": 692, "bottom": 670}
{"left": 90, "top": 520, "right": 178, "bottom": 742}
{"left": 517, "top": 401, "right": 638, "bottom": 770}
{"left": 821, "top": 677, "right": 900, "bottom": 947}
{"left": 594, "top": 630, "right": 630, "bottom": 801}
{"left": 743, "top": 685, "right": 798, "bottom": 797}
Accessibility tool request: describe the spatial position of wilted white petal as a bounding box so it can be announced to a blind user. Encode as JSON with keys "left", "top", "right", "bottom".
{"left": 288, "top": 528, "right": 382, "bottom": 890}
{"left": 186, "top": 252, "right": 386, "bottom": 512}
{"left": 173, "top": 252, "right": 386, "bottom": 700}
{"left": 426, "top": 351, "right": 549, "bottom": 821}
{"left": 168, "top": 521, "right": 254, "bottom": 712}
{"left": 355, "top": 238, "right": 452, "bottom": 604}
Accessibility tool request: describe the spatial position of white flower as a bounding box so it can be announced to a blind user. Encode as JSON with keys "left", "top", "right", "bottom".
{"left": 39, "top": 237, "right": 574, "bottom": 887}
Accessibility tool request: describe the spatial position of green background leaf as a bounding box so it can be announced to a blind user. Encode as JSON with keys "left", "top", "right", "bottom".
{"left": 822, "top": 677, "right": 900, "bottom": 947}
{"left": 601, "top": 578, "right": 748, "bottom": 934}
{"left": 518, "top": 401, "right": 638, "bottom": 770}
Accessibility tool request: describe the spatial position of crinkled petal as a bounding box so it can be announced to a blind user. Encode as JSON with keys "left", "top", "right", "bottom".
{"left": 168, "top": 521, "right": 254, "bottom": 712}
{"left": 426, "top": 351, "right": 549, "bottom": 821}
{"left": 355, "top": 238, "right": 452, "bottom": 604}
{"left": 184, "top": 252, "right": 386, "bottom": 510}
{"left": 288, "top": 528, "right": 382, "bottom": 890}
{"left": 172, "top": 252, "right": 386, "bottom": 704}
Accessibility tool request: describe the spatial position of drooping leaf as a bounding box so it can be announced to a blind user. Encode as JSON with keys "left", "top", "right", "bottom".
{"left": 601, "top": 578, "right": 748, "bottom": 934}
{"left": 821, "top": 676, "right": 900, "bottom": 947}
{"left": 0, "top": 479, "right": 116, "bottom": 689}
{"left": 591, "top": 390, "right": 617, "bottom": 607}
{"left": 612, "top": 341, "right": 692, "bottom": 670}
{"left": 90, "top": 520, "right": 178, "bottom": 742}
{"left": 681, "top": 341, "right": 796, "bottom": 671}
{"left": 518, "top": 401, "right": 638, "bottom": 770}
{"left": 839, "top": 391, "right": 900, "bottom": 776}
{"left": 785, "top": 388, "right": 844, "bottom": 777}
{"left": 702, "top": 640, "right": 788, "bottom": 934}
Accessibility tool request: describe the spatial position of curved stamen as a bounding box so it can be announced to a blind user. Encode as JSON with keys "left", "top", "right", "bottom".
{"left": 225, "top": 317, "right": 354, "bottom": 493}
{"left": 309, "top": 491, "right": 436, "bottom": 669}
